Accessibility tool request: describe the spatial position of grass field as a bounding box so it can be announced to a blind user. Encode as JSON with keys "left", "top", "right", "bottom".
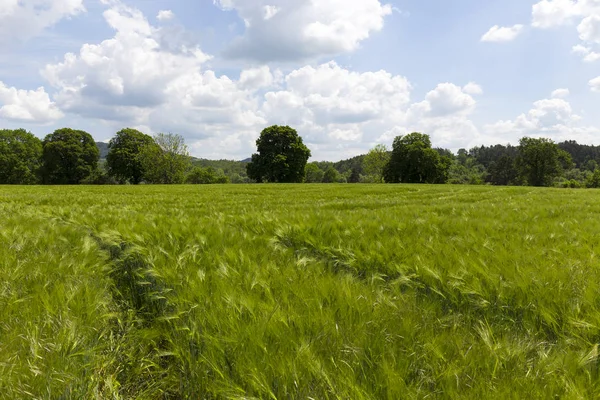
{"left": 2, "top": 184, "right": 600, "bottom": 399}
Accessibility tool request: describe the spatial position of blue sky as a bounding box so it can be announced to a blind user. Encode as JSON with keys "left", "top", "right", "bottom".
{"left": 0, "top": 0, "right": 599, "bottom": 160}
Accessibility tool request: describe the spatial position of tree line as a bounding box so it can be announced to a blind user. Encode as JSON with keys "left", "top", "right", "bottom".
{"left": 0, "top": 128, "right": 225, "bottom": 185}
{"left": 1, "top": 125, "right": 599, "bottom": 187}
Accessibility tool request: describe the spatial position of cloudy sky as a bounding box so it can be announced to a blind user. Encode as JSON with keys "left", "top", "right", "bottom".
{"left": 1, "top": 0, "right": 599, "bottom": 160}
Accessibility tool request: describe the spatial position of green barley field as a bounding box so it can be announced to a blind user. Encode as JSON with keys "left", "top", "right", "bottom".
{"left": 2, "top": 184, "right": 600, "bottom": 399}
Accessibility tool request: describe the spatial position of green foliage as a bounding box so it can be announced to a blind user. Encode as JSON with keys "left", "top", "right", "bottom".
{"left": 41, "top": 128, "right": 99, "bottom": 184}
{"left": 304, "top": 162, "right": 325, "bottom": 183}
{"left": 363, "top": 144, "right": 390, "bottom": 183}
{"left": 247, "top": 125, "right": 311, "bottom": 183}
{"left": 80, "top": 169, "right": 117, "bottom": 185}
{"left": 106, "top": 128, "right": 156, "bottom": 184}
{"left": 0, "top": 128, "right": 42, "bottom": 184}
{"left": 185, "top": 166, "right": 229, "bottom": 184}
{"left": 5, "top": 185, "right": 600, "bottom": 398}
{"left": 384, "top": 132, "right": 452, "bottom": 184}
{"left": 587, "top": 169, "right": 600, "bottom": 188}
{"left": 517, "top": 137, "right": 572, "bottom": 187}
{"left": 448, "top": 160, "right": 486, "bottom": 185}
{"left": 348, "top": 167, "right": 361, "bottom": 183}
{"left": 488, "top": 155, "right": 518, "bottom": 186}
{"left": 322, "top": 166, "right": 345, "bottom": 183}
{"left": 192, "top": 158, "right": 251, "bottom": 183}
{"left": 139, "top": 133, "right": 191, "bottom": 184}
{"left": 558, "top": 140, "right": 600, "bottom": 169}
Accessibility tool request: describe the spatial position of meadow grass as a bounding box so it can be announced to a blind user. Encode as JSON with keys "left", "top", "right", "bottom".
{"left": 2, "top": 184, "right": 600, "bottom": 399}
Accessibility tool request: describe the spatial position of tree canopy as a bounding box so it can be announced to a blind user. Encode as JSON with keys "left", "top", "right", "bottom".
{"left": 246, "top": 126, "right": 311, "bottom": 183}
{"left": 139, "top": 133, "right": 191, "bottom": 184}
{"left": 363, "top": 144, "right": 390, "bottom": 183}
{"left": 384, "top": 132, "right": 452, "bottom": 184}
{"left": 41, "top": 128, "right": 99, "bottom": 184}
{"left": 304, "top": 163, "right": 325, "bottom": 183}
{"left": 517, "top": 137, "right": 571, "bottom": 187}
{"left": 0, "top": 129, "right": 43, "bottom": 184}
{"left": 106, "top": 128, "right": 156, "bottom": 184}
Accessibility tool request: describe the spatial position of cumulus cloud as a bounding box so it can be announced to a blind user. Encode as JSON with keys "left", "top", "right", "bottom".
{"left": 481, "top": 24, "right": 524, "bottom": 42}
{"left": 463, "top": 82, "right": 484, "bottom": 95}
{"left": 590, "top": 76, "right": 600, "bottom": 92}
{"left": 157, "top": 10, "right": 174, "bottom": 21}
{"left": 213, "top": 0, "right": 393, "bottom": 62}
{"left": 41, "top": 1, "right": 268, "bottom": 152}
{"left": 421, "top": 83, "right": 477, "bottom": 117}
{"left": 572, "top": 44, "right": 600, "bottom": 61}
{"left": 260, "top": 61, "right": 414, "bottom": 150}
{"left": 532, "top": 0, "right": 600, "bottom": 61}
{"left": 551, "top": 88, "right": 570, "bottom": 98}
{"left": 42, "top": 3, "right": 212, "bottom": 119}
{"left": 239, "top": 66, "right": 278, "bottom": 91}
{"left": 484, "top": 96, "right": 599, "bottom": 144}
{"left": 0, "top": 81, "right": 63, "bottom": 123}
{"left": 0, "top": 0, "right": 85, "bottom": 45}
{"left": 33, "top": 1, "right": 493, "bottom": 159}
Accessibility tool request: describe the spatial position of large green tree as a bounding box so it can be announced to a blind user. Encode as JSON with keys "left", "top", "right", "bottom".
{"left": 363, "top": 144, "right": 390, "bottom": 183}
{"left": 139, "top": 133, "right": 191, "bottom": 184}
{"left": 0, "top": 129, "right": 43, "bottom": 184}
{"left": 246, "top": 126, "right": 311, "bottom": 183}
{"left": 383, "top": 132, "right": 452, "bottom": 184}
{"left": 106, "top": 128, "right": 156, "bottom": 184}
{"left": 517, "top": 137, "right": 571, "bottom": 187}
{"left": 41, "top": 128, "right": 99, "bottom": 184}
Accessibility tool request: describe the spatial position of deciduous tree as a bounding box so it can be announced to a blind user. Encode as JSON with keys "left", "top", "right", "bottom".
{"left": 517, "top": 137, "right": 571, "bottom": 187}
{"left": 41, "top": 128, "right": 99, "bottom": 184}
{"left": 384, "top": 132, "right": 452, "bottom": 184}
{"left": 363, "top": 144, "right": 390, "bottom": 183}
{"left": 139, "top": 133, "right": 191, "bottom": 184}
{"left": 106, "top": 128, "right": 156, "bottom": 184}
{"left": 0, "top": 129, "right": 42, "bottom": 184}
{"left": 246, "top": 126, "right": 311, "bottom": 183}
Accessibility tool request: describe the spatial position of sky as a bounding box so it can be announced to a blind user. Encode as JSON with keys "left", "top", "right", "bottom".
{"left": 0, "top": 0, "right": 599, "bottom": 161}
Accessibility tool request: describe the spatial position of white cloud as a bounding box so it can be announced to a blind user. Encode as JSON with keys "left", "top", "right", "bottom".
{"left": 0, "top": 0, "right": 85, "bottom": 45}
{"left": 422, "top": 83, "right": 477, "bottom": 117}
{"left": 463, "top": 82, "right": 484, "bottom": 95}
{"left": 590, "top": 76, "right": 600, "bottom": 92}
{"left": 481, "top": 24, "right": 524, "bottom": 42}
{"left": 157, "top": 10, "right": 174, "bottom": 21}
{"left": 42, "top": 3, "right": 212, "bottom": 119}
{"left": 572, "top": 44, "right": 600, "bottom": 61}
{"left": 41, "top": 1, "right": 267, "bottom": 153}
{"left": 531, "top": 0, "right": 584, "bottom": 28}
{"left": 239, "top": 66, "right": 277, "bottom": 91}
{"left": 578, "top": 14, "right": 600, "bottom": 43}
{"left": 213, "top": 0, "right": 393, "bottom": 62}
{"left": 263, "top": 5, "right": 280, "bottom": 20}
{"left": 484, "top": 96, "right": 599, "bottom": 144}
{"left": 551, "top": 88, "right": 570, "bottom": 98}
{"left": 0, "top": 81, "right": 63, "bottom": 123}
{"left": 532, "top": 0, "right": 600, "bottom": 61}
{"left": 33, "top": 1, "right": 505, "bottom": 159}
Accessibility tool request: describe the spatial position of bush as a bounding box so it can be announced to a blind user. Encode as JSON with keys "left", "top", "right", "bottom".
{"left": 80, "top": 169, "right": 117, "bottom": 185}
{"left": 186, "top": 167, "right": 229, "bottom": 184}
